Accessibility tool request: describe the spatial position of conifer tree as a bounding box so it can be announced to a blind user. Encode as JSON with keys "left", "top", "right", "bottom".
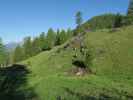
{"left": 23, "top": 37, "right": 32, "bottom": 58}
{"left": 55, "top": 29, "right": 60, "bottom": 46}
{"left": 67, "top": 28, "right": 73, "bottom": 39}
{"left": 0, "top": 38, "right": 7, "bottom": 66}
{"left": 75, "top": 11, "right": 84, "bottom": 35}
{"left": 59, "top": 29, "right": 67, "bottom": 44}
{"left": 46, "top": 28, "right": 56, "bottom": 49}
{"left": 39, "top": 32, "right": 46, "bottom": 50}
{"left": 126, "top": 0, "right": 133, "bottom": 25}
{"left": 13, "top": 45, "right": 24, "bottom": 63}
{"left": 127, "top": 0, "right": 133, "bottom": 16}
{"left": 31, "top": 37, "right": 41, "bottom": 55}
{"left": 75, "top": 11, "right": 83, "bottom": 27}
{"left": 113, "top": 13, "right": 123, "bottom": 28}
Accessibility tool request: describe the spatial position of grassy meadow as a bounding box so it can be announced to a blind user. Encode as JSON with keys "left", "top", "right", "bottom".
{"left": 19, "top": 25, "right": 133, "bottom": 100}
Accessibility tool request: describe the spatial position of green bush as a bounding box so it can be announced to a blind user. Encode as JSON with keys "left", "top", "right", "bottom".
{"left": 72, "top": 47, "right": 92, "bottom": 69}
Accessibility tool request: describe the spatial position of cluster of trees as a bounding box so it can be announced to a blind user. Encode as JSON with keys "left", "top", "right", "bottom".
{"left": 86, "top": 14, "right": 116, "bottom": 30}
{"left": 12, "top": 11, "right": 83, "bottom": 63}
{"left": 83, "top": 12, "right": 133, "bottom": 31}
{"left": 12, "top": 28, "right": 73, "bottom": 63}
{"left": 80, "top": 0, "right": 133, "bottom": 31}
{"left": 124, "top": 0, "right": 133, "bottom": 25}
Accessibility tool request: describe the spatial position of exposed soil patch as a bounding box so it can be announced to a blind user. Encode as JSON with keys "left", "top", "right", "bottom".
{"left": 69, "top": 66, "right": 92, "bottom": 76}
{"left": 70, "top": 60, "right": 92, "bottom": 76}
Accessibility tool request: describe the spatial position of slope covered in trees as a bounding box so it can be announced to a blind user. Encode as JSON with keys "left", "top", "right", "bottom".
{"left": 11, "top": 28, "right": 73, "bottom": 63}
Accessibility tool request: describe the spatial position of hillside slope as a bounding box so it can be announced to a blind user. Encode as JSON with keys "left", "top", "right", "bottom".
{"left": 22, "top": 26, "right": 133, "bottom": 100}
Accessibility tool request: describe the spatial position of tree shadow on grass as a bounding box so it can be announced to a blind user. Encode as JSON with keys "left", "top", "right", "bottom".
{"left": 63, "top": 87, "right": 120, "bottom": 100}
{"left": 63, "top": 87, "right": 133, "bottom": 100}
{"left": 63, "top": 87, "right": 97, "bottom": 100}
{"left": 0, "top": 64, "right": 38, "bottom": 100}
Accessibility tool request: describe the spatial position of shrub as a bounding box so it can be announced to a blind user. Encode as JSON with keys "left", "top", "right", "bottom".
{"left": 72, "top": 47, "right": 92, "bottom": 69}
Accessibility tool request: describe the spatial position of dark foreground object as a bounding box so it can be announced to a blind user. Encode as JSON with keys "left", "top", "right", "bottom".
{"left": 0, "top": 64, "right": 37, "bottom": 100}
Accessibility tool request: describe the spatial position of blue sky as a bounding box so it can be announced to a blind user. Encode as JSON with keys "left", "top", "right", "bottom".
{"left": 0, "top": 0, "right": 129, "bottom": 44}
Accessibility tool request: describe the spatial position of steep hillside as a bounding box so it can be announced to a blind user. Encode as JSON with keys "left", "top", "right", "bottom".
{"left": 21, "top": 26, "right": 133, "bottom": 100}
{"left": 83, "top": 14, "right": 116, "bottom": 30}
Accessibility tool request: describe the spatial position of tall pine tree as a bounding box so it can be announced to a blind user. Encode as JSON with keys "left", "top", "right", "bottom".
{"left": 13, "top": 45, "right": 24, "bottom": 63}
{"left": 59, "top": 29, "right": 67, "bottom": 44}
{"left": 31, "top": 37, "right": 41, "bottom": 56}
{"left": 75, "top": 11, "right": 83, "bottom": 27}
{"left": 0, "top": 38, "right": 7, "bottom": 67}
{"left": 113, "top": 13, "right": 123, "bottom": 28}
{"left": 126, "top": 0, "right": 133, "bottom": 25}
{"left": 128, "top": 0, "right": 133, "bottom": 16}
{"left": 67, "top": 28, "right": 73, "bottom": 39}
{"left": 39, "top": 32, "right": 46, "bottom": 50}
{"left": 55, "top": 29, "right": 60, "bottom": 46}
{"left": 46, "top": 28, "right": 56, "bottom": 49}
{"left": 75, "top": 11, "right": 84, "bottom": 35}
{"left": 23, "top": 37, "right": 32, "bottom": 58}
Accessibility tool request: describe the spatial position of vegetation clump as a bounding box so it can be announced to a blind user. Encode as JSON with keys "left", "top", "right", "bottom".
{"left": 72, "top": 47, "right": 92, "bottom": 76}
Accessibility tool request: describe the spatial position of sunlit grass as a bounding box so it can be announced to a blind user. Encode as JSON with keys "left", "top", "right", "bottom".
{"left": 22, "top": 25, "right": 133, "bottom": 99}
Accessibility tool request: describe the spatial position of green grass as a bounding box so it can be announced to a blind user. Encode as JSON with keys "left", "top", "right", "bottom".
{"left": 22, "top": 25, "right": 133, "bottom": 100}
